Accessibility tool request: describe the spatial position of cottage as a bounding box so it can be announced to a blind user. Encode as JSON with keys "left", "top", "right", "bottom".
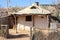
{"left": 12, "top": 2, "right": 51, "bottom": 31}
{"left": 12, "top": 2, "right": 51, "bottom": 40}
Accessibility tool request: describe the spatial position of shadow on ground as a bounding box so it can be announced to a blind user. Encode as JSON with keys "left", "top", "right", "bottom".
{"left": 7, "top": 34, "right": 29, "bottom": 39}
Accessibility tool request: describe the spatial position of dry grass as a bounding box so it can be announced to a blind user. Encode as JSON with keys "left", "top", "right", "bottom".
{"left": 48, "top": 31, "right": 60, "bottom": 40}
{"left": 1, "top": 29, "right": 60, "bottom": 40}
{"left": 32, "top": 29, "right": 60, "bottom": 40}
{"left": 32, "top": 31, "right": 46, "bottom": 40}
{"left": 0, "top": 29, "right": 30, "bottom": 40}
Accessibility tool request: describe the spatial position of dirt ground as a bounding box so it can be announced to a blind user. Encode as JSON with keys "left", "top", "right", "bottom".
{"left": 0, "top": 29, "right": 30, "bottom": 40}
{"left": 0, "top": 28, "right": 60, "bottom": 40}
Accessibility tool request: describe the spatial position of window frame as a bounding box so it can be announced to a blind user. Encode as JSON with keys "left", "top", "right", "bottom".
{"left": 25, "top": 15, "right": 32, "bottom": 22}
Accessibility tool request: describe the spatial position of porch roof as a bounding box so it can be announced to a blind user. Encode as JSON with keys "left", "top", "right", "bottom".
{"left": 0, "top": 12, "right": 11, "bottom": 18}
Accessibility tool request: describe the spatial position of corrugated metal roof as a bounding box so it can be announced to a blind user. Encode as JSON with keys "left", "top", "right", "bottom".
{"left": 14, "top": 3, "right": 51, "bottom": 15}
{"left": 0, "top": 12, "right": 11, "bottom": 18}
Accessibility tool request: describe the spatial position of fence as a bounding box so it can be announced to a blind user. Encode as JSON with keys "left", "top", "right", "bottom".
{"left": 32, "top": 28, "right": 60, "bottom": 40}
{"left": 32, "top": 22, "right": 60, "bottom": 40}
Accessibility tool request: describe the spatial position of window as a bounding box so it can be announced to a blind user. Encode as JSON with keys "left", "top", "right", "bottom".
{"left": 26, "top": 15, "right": 32, "bottom": 21}
{"left": 41, "top": 16, "right": 44, "bottom": 18}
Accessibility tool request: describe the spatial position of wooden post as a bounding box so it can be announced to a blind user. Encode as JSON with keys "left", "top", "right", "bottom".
{"left": 33, "top": 15, "right": 35, "bottom": 33}
{"left": 14, "top": 15, "right": 17, "bottom": 33}
{"left": 48, "top": 14, "right": 51, "bottom": 28}
{"left": 30, "top": 15, "right": 35, "bottom": 40}
{"left": 47, "top": 15, "right": 49, "bottom": 28}
{"left": 30, "top": 26, "right": 32, "bottom": 40}
{"left": 30, "top": 15, "right": 32, "bottom": 40}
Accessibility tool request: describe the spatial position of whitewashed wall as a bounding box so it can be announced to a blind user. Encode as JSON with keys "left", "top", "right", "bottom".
{"left": 17, "top": 15, "right": 49, "bottom": 31}
{"left": 34, "top": 15, "right": 49, "bottom": 29}
{"left": 17, "top": 16, "right": 33, "bottom": 31}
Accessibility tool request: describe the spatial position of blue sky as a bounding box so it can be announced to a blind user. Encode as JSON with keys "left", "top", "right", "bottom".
{"left": 0, "top": 0, "right": 58, "bottom": 8}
